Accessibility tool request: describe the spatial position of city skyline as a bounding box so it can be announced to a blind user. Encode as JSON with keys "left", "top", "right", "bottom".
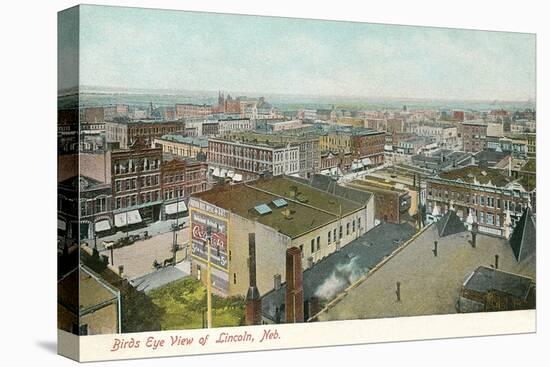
{"left": 67, "top": 5, "right": 536, "bottom": 102}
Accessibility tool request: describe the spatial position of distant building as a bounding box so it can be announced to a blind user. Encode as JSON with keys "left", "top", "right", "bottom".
{"left": 154, "top": 135, "right": 209, "bottom": 159}
{"left": 103, "top": 104, "right": 129, "bottom": 121}
{"left": 175, "top": 103, "right": 213, "bottom": 119}
{"left": 105, "top": 120, "right": 185, "bottom": 149}
{"left": 80, "top": 107, "right": 105, "bottom": 123}
{"left": 459, "top": 121, "right": 488, "bottom": 153}
{"left": 208, "top": 136, "right": 301, "bottom": 179}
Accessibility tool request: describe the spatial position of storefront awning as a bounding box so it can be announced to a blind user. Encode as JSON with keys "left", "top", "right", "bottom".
{"left": 227, "top": 170, "right": 235, "bottom": 178}
{"left": 232, "top": 173, "right": 243, "bottom": 182}
{"left": 362, "top": 158, "right": 372, "bottom": 165}
{"left": 165, "top": 200, "right": 188, "bottom": 214}
{"left": 95, "top": 220, "right": 111, "bottom": 232}
{"left": 220, "top": 168, "right": 228, "bottom": 177}
{"left": 114, "top": 210, "right": 142, "bottom": 227}
{"left": 212, "top": 167, "right": 221, "bottom": 177}
{"left": 351, "top": 162, "right": 363, "bottom": 170}
{"left": 57, "top": 219, "right": 66, "bottom": 231}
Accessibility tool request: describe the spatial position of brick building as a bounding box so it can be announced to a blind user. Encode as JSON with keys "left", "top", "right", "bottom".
{"left": 110, "top": 145, "right": 163, "bottom": 226}
{"left": 105, "top": 120, "right": 185, "bottom": 149}
{"left": 160, "top": 155, "right": 209, "bottom": 219}
{"left": 460, "top": 121, "right": 488, "bottom": 152}
{"left": 426, "top": 165, "right": 535, "bottom": 237}
{"left": 175, "top": 103, "right": 213, "bottom": 119}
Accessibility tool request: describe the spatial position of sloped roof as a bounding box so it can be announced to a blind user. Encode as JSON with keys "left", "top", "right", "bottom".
{"left": 509, "top": 207, "right": 536, "bottom": 262}
{"left": 463, "top": 266, "right": 533, "bottom": 300}
{"left": 436, "top": 210, "right": 466, "bottom": 237}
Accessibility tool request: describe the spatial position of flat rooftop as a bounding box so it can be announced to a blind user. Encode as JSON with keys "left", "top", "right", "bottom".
{"left": 316, "top": 224, "right": 535, "bottom": 322}
{"left": 261, "top": 222, "right": 417, "bottom": 322}
{"left": 194, "top": 176, "right": 365, "bottom": 239}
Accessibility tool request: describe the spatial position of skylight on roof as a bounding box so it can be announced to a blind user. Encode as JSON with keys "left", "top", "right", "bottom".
{"left": 272, "top": 198, "right": 288, "bottom": 208}
{"left": 254, "top": 204, "right": 272, "bottom": 215}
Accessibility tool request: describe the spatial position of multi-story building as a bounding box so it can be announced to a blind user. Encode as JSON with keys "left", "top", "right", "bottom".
{"left": 110, "top": 145, "right": 163, "bottom": 225}
{"left": 426, "top": 165, "right": 535, "bottom": 237}
{"left": 217, "top": 117, "right": 254, "bottom": 135}
{"left": 188, "top": 175, "right": 375, "bottom": 297}
{"left": 408, "top": 121, "right": 459, "bottom": 149}
{"left": 105, "top": 120, "right": 185, "bottom": 149}
{"left": 175, "top": 103, "right": 213, "bottom": 119}
{"left": 80, "top": 107, "right": 105, "bottom": 123}
{"left": 103, "top": 104, "right": 129, "bottom": 121}
{"left": 386, "top": 118, "right": 406, "bottom": 133}
{"left": 459, "top": 120, "right": 488, "bottom": 153}
{"left": 320, "top": 129, "right": 385, "bottom": 171}
{"left": 222, "top": 132, "right": 321, "bottom": 178}
{"left": 208, "top": 136, "right": 300, "bottom": 180}
{"left": 160, "top": 155, "right": 209, "bottom": 219}
{"left": 153, "top": 135, "right": 208, "bottom": 160}
{"left": 348, "top": 178, "right": 412, "bottom": 224}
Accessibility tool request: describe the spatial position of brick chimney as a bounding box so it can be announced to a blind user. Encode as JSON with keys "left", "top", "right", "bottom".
{"left": 285, "top": 247, "right": 304, "bottom": 323}
{"left": 245, "top": 233, "right": 261, "bottom": 326}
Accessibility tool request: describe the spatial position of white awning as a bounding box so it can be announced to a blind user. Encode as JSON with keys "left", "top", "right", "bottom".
{"left": 232, "top": 173, "right": 243, "bottom": 182}
{"left": 362, "top": 158, "right": 372, "bottom": 165}
{"left": 165, "top": 200, "right": 188, "bottom": 214}
{"left": 351, "top": 162, "right": 363, "bottom": 170}
{"left": 57, "top": 219, "right": 66, "bottom": 231}
{"left": 212, "top": 167, "right": 221, "bottom": 177}
{"left": 114, "top": 210, "right": 142, "bottom": 227}
{"left": 227, "top": 170, "right": 235, "bottom": 178}
{"left": 95, "top": 220, "right": 111, "bottom": 232}
{"left": 220, "top": 168, "right": 228, "bottom": 177}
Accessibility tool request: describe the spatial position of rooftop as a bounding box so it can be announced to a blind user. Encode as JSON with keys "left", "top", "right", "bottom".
{"left": 159, "top": 134, "right": 209, "bottom": 147}
{"left": 464, "top": 266, "right": 533, "bottom": 300}
{"left": 261, "top": 222, "right": 417, "bottom": 322}
{"left": 316, "top": 222, "right": 535, "bottom": 322}
{"left": 437, "top": 165, "right": 521, "bottom": 188}
{"left": 193, "top": 176, "right": 366, "bottom": 239}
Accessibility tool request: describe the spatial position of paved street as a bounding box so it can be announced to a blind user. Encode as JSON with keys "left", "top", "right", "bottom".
{"left": 85, "top": 217, "right": 189, "bottom": 251}
{"left": 99, "top": 226, "right": 190, "bottom": 280}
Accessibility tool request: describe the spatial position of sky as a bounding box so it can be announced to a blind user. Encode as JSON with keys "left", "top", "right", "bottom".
{"left": 65, "top": 5, "right": 536, "bottom": 101}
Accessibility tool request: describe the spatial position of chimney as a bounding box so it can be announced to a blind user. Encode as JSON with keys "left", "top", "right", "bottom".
{"left": 245, "top": 233, "right": 262, "bottom": 326}
{"left": 471, "top": 222, "right": 478, "bottom": 248}
{"left": 494, "top": 254, "right": 499, "bottom": 270}
{"left": 308, "top": 296, "right": 321, "bottom": 320}
{"left": 118, "top": 265, "right": 124, "bottom": 278}
{"left": 285, "top": 247, "right": 304, "bottom": 323}
{"left": 274, "top": 274, "right": 282, "bottom": 290}
{"left": 396, "top": 281, "right": 401, "bottom": 302}
{"left": 432, "top": 241, "right": 438, "bottom": 257}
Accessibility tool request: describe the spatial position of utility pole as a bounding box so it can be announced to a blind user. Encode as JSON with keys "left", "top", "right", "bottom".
{"left": 206, "top": 226, "right": 213, "bottom": 328}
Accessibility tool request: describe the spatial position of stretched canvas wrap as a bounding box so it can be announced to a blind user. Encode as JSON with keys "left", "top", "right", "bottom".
{"left": 57, "top": 4, "right": 537, "bottom": 362}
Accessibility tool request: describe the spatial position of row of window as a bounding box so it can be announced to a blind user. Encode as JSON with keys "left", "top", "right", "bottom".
{"left": 115, "top": 190, "right": 160, "bottom": 209}
{"left": 299, "top": 217, "right": 362, "bottom": 258}
{"left": 115, "top": 174, "right": 160, "bottom": 192}
{"left": 113, "top": 158, "right": 161, "bottom": 175}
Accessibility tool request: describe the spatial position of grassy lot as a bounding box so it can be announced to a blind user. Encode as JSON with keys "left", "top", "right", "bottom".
{"left": 148, "top": 277, "right": 245, "bottom": 330}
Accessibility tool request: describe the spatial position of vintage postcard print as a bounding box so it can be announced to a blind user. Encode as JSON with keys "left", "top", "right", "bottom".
{"left": 57, "top": 5, "right": 536, "bottom": 362}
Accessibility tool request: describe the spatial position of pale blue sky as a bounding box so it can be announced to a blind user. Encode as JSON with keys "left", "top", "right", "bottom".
{"left": 75, "top": 5, "right": 536, "bottom": 101}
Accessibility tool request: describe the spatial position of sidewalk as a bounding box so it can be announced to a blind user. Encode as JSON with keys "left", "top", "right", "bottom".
{"left": 86, "top": 217, "right": 189, "bottom": 250}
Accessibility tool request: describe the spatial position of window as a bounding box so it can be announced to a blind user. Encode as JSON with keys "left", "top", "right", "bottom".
{"left": 496, "top": 215, "right": 501, "bottom": 227}
{"left": 487, "top": 214, "right": 494, "bottom": 225}
{"left": 480, "top": 211, "right": 485, "bottom": 224}
{"left": 233, "top": 273, "right": 237, "bottom": 285}
{"left": 339, "top": 226, "right": 343, "bottom": 239}
{"left": 352, "top": 220, "right": 356, "bottom": 232}
{"left": 316, "top": 236, "right": 320, "bottom": 251}
{"left": 358, "top": 217, "right": 361, "bottom": 229}
{"left": 333, "top": 228, "right": 337, "bottom": 242}
{"left": 311, "top": 239, "right": 315, "bottom": 253}
{"left": 346, "top": 223, "right": 350, "bottom": 235}
{"left": 328, "top": 231, "right": 332, "bottom": 244}
{"left": 480, "top": 196, "right": 486, "bottom": 206}
{"left": 299, "top": 245, "right": 303, "bottom": 257}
